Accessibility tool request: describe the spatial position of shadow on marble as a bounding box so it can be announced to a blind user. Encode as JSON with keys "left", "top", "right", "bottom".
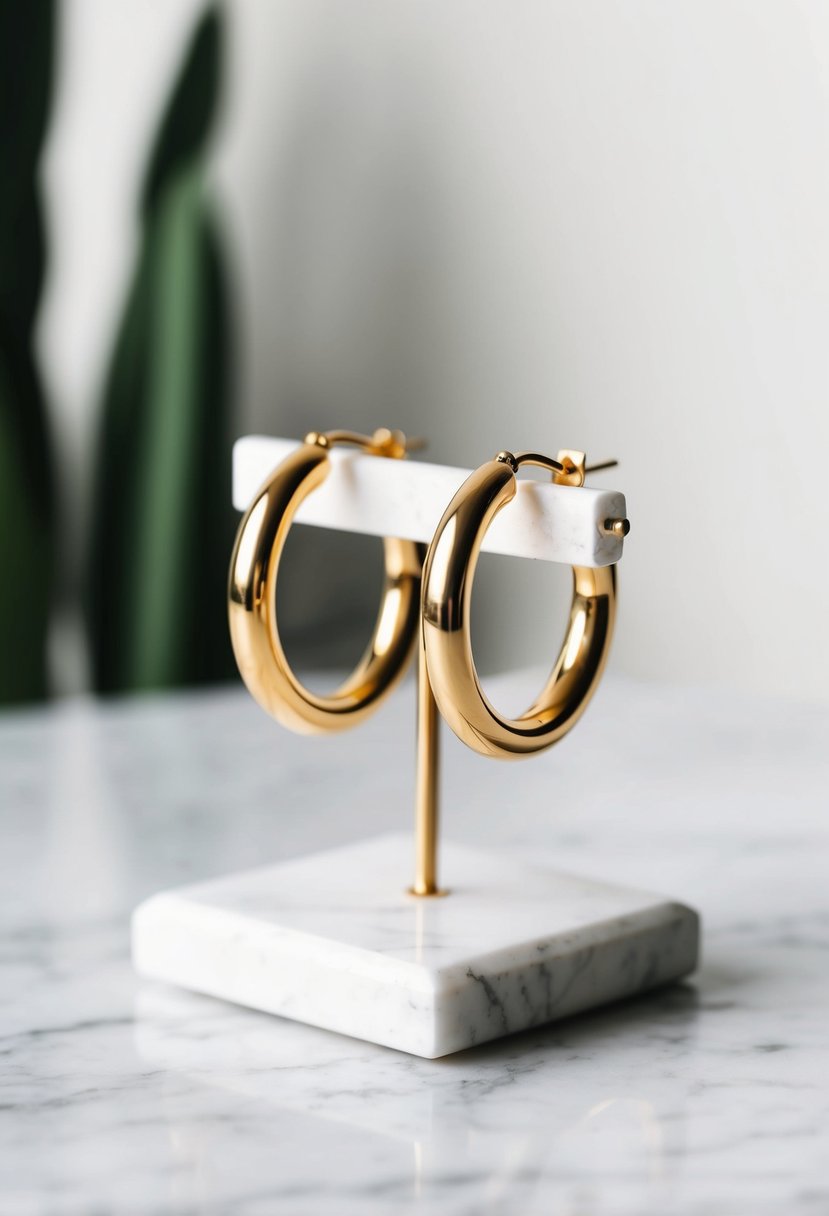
{"left": 439, "top": 978, "right": 701, "bottom": 1062}
{"left": 690, "top": 956, "right": 762, "bottom": 1001}
{"left": 134, "top": 975, "right": 702, "bottom": 1126}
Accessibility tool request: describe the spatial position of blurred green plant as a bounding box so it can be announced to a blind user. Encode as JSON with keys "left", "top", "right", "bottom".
{"left": 0, "top": 0, "right": 56, "bottom": 704}
{"left": 86, "top": 5, "right": 235, "bottom": 693}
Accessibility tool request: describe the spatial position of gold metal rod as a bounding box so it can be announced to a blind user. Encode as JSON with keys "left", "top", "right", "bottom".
{"left": 584, "top": 458, "right": 618, "bottom": 473}
{"left": 411, "top": 640, "right": 441, "bottom": 896}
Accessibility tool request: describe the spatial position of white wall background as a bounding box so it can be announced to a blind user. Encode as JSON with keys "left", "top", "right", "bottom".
{"left": 41, "top": 1, "right": 829, "bottom": 701}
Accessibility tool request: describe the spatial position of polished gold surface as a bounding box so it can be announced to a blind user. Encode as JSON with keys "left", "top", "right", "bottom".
{"left": 228, "top": 429, "right": 422, "bottom": 734}
{"left": 421, "top": 450, "right": 619, "bottom": 759}
{"left": 554, "top": 448, "right": 588, "bottom": 487}
{"left": 603, "top": 517, "right": 631, "bottom": 538}
{"left": 409, "top": 641, "right": 446, "bottom": 896}
{"left": 231, "top": 429, "right": 625, "bottom": 894}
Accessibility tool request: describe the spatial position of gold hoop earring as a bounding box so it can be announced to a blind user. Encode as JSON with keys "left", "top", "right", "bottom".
{"left": 229, "top": 429, "right": 423, "bottom": 734}
{"left": 422, "top": 449, "right": 624, "bottom": 759}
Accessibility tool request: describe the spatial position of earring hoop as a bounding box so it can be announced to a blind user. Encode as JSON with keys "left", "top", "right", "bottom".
{"left": 421, "top": 449, "right": 618, "bottom": 759}
{"left": 229, "top": 429, "right": 422, "bottom": 734}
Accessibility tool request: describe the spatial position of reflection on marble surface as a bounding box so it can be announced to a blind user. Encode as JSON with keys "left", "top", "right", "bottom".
{"left": 1, "top": 672, "right": 828, "bottom": 1213}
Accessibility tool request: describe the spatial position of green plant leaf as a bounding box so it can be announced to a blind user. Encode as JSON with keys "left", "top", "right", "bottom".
{"left": 141, "top": 6, "right": 222, "bottom": 218}
{"left": 0, "top": 0, "right": 55, "bottom": 704}
{"left": 86, "top": 5, "right": 234, "bottom": 693}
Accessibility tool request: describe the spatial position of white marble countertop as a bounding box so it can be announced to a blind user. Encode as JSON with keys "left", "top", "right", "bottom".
{"left": 1, "top": 670, "right": 828, "bottom": 1215}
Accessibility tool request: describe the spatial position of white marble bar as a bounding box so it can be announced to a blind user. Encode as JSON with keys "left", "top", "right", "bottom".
{"left": 132, "top": 835, "right": 698, "bottom": 1058}
{"left": 232, "top": 435, "right": 628, "bottom": 567}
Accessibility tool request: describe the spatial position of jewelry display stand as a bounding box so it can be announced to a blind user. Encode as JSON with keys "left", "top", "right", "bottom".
{"left": 132, "top": 437, "right": 699, "bottom": 1058}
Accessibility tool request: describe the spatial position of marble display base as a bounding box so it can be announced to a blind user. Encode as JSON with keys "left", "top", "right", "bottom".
{"left": 132, "top": 834, "right": 699, "bottom": 1059}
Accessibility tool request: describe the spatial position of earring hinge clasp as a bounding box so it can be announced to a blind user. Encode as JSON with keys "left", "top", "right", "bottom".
{"left": 496, "top": 447, "right": 629, "bottom": 536}
{"left": 305, "top": 428, "right": 426, "bottom": 459}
